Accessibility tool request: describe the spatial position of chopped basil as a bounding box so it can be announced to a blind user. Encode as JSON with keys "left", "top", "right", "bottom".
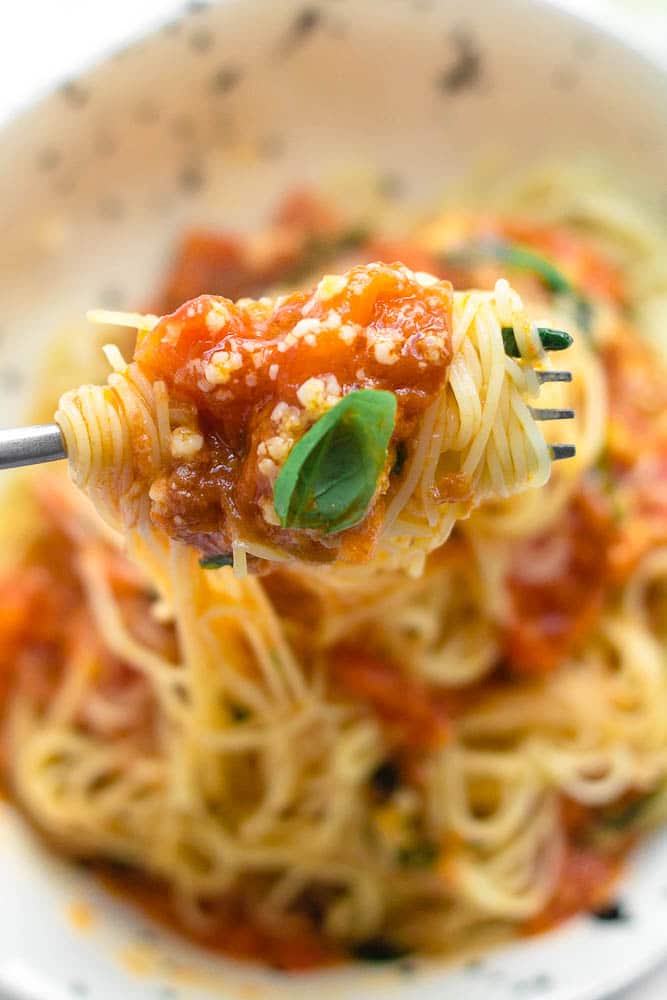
{"left": 229, "top": 703, "right": 250, "bottom": 722}
{"left": 602, "top": 789, "right": 661, "bottom": 830}
{"left": 199, "top": 553, "right": 234, "bottom": 569}
{"left": 352, "top": 938, "right": 411, "bottom": 962}
{"left": 274, "top": 389, "right": 397, "bottom": 534}
{"left": 397, "top": 840, "right": 440, "bottom": 868}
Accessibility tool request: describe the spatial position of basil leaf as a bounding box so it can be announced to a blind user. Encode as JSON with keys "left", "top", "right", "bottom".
{"left": 486, "top": 240, "right": 573, "bottom": 295}
{"left": 274, "top": 388, "right": 397, "bottom": 534}
{"left": 199, "top": 553, "right": 234, "bottom": 569}
{"left": 445, "top": 238, "right": 594, "bottom": 335}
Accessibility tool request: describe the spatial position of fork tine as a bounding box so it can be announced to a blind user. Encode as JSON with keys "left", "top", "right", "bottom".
{"left": 530, "top": 407, "right": 575, "bottom": 421}
{"left": 535, "top": 370, "right": 572, "bottom": 384}
{"left": 550, "top": 444, "right": 576, "bottom": 461}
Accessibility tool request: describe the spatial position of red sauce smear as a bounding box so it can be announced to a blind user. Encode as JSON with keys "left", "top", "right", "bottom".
{"left": 98, "top": 867, "right": 341, "bottom": 971}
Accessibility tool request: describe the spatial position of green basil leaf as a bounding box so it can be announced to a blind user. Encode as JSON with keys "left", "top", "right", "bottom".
{"left": 274, "top": 388, "right": 397, "bottom": 534}
{"left": 199, "top": 553, "right": 234, "bottom": 569}
{"left": 486, "top": 240, "right": 573, "bottom": 295}
{"left": 445, "top": 238, "right": 594, "bottom": 335}
{"left": 397, "top": 840, "right": 440, "bottom": 868}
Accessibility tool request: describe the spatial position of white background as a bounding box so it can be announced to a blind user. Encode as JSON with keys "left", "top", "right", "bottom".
{"left": 0, "top": 1, "right": 666, "bottom": 998}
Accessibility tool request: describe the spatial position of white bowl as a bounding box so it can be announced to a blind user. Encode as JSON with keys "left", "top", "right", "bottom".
{"left": 1, "top": 2, "right": 667, "bottom": 999}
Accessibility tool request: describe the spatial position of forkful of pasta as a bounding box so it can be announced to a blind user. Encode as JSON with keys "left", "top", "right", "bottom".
{"left": 0, "top": 261, "right": 574, "bottom": 577}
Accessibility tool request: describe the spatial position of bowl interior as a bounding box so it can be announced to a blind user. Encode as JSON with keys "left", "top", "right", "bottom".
{"left": 1, "top": 0, "right": 666, "bottom": 429}
{"left": 1, "top": 2, "right": 667, "bottom": 999}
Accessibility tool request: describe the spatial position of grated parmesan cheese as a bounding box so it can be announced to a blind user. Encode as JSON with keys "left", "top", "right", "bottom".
{"left": 373, "top": 338, "right": 400, "bottom": 366}
{"left": 205, "top": 302, "right": 231, "bottom": 334}
{"left": 296, "top": 375, "right": 342, "bottom": 414}
{"left": 259, "top": 496, "right": 281, "bottom": 526}
{"left": 316, "top": 273, "right": 348, "bottom": 301}
{"left": 204, "top": 349, "right": 243, "bottom": 385}
{"left": 170, "top": 427, "right": 204, "bottom": 459}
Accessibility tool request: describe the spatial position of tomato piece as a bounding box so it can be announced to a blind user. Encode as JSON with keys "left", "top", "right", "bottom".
{"left": 329, "top": 645, "right": 449, "bottom": 750}
{"left": 524, "top": 846, "right": 622, "bottom": 935}
{"left": 505, "top": 488, "right": 612, "bottom": 674}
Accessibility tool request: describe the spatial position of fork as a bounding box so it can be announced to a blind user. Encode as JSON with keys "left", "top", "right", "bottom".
{"left": 0, "top": 326, "right": 575, "bottom": 471}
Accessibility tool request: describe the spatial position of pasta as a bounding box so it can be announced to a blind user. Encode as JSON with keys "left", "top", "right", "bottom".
{"left": 55, "top": 263, "right": 561, "bottom": 578}
{"left": 1, "top": 169, "right": 667, "bottom": 970}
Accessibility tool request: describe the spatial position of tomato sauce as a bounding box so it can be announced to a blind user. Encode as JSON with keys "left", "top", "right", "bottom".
{"left": 505, "top": 487, "right": 613, "bottom": 674}
{"left": 136, "top": 264, "right": 453, "bottom": 563}
{"left": 98, "top": 866, "right": 341, "bottom": 971}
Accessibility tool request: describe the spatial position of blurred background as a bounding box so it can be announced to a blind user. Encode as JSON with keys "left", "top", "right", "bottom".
{"left": 0, "top": 0, "right": 666, "bottom": 126}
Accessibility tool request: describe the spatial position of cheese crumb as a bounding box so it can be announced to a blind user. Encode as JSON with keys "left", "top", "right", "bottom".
{"left": 170, "top": 427, "right": 204, "bottom": 459}
{"left": 205, "top": 301, "right": 230, "bottom": 333}
{"left": 373, "top": 338, "right": 400, "bottom": 365}
{"left": 420, "top": 334, "right": 446, "bottom": 363}
{"left": 258, "top": 457, "right": 279, "bottom": 483}
{"left": 339, "top": 323, "right": 358, "bottom": 345}
{"left": 415, "top": 271, "right": 439, "bottom": 287}
{"left": 260, "top": 496, "right": 281, "bottom": 526}
{"left": 271, "top": 402, "right": 301, "bottom": 430}
{"left": 149, "top": 479, "right": 168, "bottom": 503}
{"left": 269, "top": 364, "right": 279, "bottom": 380}
{"left": 292, "top": 317, "right": 322, "bottom": 341}
{"left": 317, "top": 273, "right": 348, "bottom": 301}
{"left": 266, "top": 436, "right": 291, "bottom": 462}
{"left": 296, "top": 374, "right": 342, "bottom": 414}
{"left": 204, "top": 349, "right": 243, "bottom": 385}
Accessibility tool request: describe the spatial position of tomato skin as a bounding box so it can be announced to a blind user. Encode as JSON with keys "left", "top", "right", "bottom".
{"left": 523, "top": 846, "right": 622, "bottom": 935}
{"left": 137, "top": 264, "right": 453, "bottom": 436}
{"left": 505, "top": 488, "right": 612, "bottom": 675}
{"left": 329, "top": 645, "right": 450, "bottom": 751}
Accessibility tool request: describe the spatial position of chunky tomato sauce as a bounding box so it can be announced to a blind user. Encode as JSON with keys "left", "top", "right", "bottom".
{"left": 136, "top": 264, "right": 453, "bottom": 563}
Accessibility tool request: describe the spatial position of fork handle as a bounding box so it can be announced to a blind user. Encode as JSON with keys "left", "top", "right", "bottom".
{"left": 0, "top": 423, "right": 66, "bottom": 470}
